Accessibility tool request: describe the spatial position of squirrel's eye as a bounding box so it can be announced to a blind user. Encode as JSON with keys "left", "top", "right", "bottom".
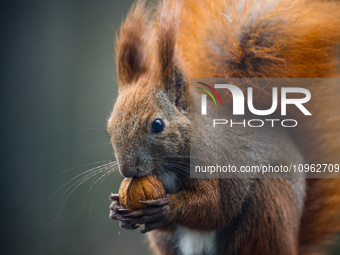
{"left": 151, "top": 119, "right": 164, "bottom": 133}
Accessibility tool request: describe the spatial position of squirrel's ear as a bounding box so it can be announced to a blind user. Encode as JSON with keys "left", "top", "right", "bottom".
{"left": 156, "top": 0, "right": 188, "bottom": 111}
{"left": 115, "top": 0, "right": 149, "bottom": 87}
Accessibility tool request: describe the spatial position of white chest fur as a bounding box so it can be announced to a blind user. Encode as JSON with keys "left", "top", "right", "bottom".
{"left": 175, "top": 226, "right": 217, "bottom": 255}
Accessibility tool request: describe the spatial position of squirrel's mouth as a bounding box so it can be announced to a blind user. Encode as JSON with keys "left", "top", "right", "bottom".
{"left": 133, "top": 170, "right": 153, "bottom": 178}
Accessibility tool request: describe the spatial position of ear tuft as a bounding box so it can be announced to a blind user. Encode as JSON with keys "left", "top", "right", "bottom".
{"left": 155, "top": 1, "right": 188, "bottom": 111}
{"left": 156, "top": 0, "right": 181, "bottom": 84}
{"left": 116, "top": 0, "right": 149, "bottom": 87}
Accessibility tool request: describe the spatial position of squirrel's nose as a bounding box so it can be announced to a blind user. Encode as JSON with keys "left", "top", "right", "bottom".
{"left": 118, "top": 160, "right": 143, "bottom": 178}
{"left": 119, "top": 164, "right": 137, "bottom": 178}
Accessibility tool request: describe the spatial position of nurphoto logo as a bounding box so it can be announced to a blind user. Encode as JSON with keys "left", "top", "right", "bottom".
{"left": 196, "top": 80, "right": 312, "bottom": 128}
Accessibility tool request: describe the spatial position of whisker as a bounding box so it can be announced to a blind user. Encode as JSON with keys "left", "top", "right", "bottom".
{"left": 64, "top": 167, "right": 109, "bottom": 194}
{"left": 159, "top": 155, "right": 201, "bottom": 160}
{"left": 80, "top": 167, "right": 119, "bottom": 211}
{"left": 55, "top": 166, "right": 113, "bottom": 220}
{"left": 158, "top": 164, "right": 184, "bottom": 187}
{"left": 89, "top": 164, "right": 118, "bottom": 187}
{"left": 161, "top": 162, "right": 192, "bottom": 173}
{"left": 53, "top": 161, "right": 116, "bottom": 197}
{"left": 88, "top": 200, "right": 94, "bottom": 216}
{"left": 92, "top": 167, "right": 118, "bottom": 188}
{"left": 96, "top": 169, "right": 117, "bottom": 189}
{"left": 54, "top": 158, "right": 120, "bottom": 220}
{"left": 59, "top": 160, "right": 113, "bottom": 174}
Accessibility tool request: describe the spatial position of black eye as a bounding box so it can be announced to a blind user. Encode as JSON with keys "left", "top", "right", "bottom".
{"left": 151, "top": 119, "right": 164, "bottom": 133}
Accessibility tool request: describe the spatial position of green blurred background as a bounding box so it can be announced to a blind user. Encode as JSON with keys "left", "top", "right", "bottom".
{"left": 1, "top": 0, "right": 340, "bottom": 254}
{"left": 2, "top": 0, "right": 149, "bottom": 254}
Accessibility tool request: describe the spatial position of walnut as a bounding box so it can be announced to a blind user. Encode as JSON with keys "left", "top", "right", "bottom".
{"left": 119, "top": 175, "right": 166, "bottom": 211}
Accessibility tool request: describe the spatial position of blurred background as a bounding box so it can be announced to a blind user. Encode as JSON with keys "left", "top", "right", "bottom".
{"left": 2, "top": 0, "right": 149, "bottom": 254}
{"left": 1, "top": 0, "right": 340, "bottom": 254}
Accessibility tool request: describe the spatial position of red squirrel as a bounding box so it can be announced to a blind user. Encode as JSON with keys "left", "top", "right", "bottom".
{"left": 108, "top": 0, "right": 340, "bottom": 254}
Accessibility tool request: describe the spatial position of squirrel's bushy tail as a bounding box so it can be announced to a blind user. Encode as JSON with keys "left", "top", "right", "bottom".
{"left": 178, "top": 0, "right": 340, "bottom": 253}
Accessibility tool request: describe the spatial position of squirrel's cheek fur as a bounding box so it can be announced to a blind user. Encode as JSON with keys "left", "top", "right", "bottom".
{"left": 110, "top": 0, "right": 340, "bottom": 254}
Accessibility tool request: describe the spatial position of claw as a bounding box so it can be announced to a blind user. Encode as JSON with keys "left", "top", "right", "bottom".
{"left": 111, "top": 196, "right": 170, "bottom": 232}
{"left": 110, "top": 211, "right": 124, "bottom": 220}
{"left": 125, "top": 211, "right": 143, "bottom": 217}
{"left": 125, "top": 207, "right": 164, "bottom": 217}
{"left": 120, "top": 221, "right": 139, "bottom": 230}
{"left": 139, "top": 198, "right": 170, "bottom": 206}
{"left": 136, "top": 214, "right": 165, "bottom": 225}
{"left": 110, "top": 203, "right": 126, "bottom": 212}
{"left": 110, "top": 193, "right": 119, "bottom": 201}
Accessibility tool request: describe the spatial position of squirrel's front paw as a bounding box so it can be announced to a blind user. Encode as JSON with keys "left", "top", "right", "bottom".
{"left": 121, "top": 197, "right": 171, "bottom": 233}
{"left": 109, "top": 193, "right": 139, "bottom": 230}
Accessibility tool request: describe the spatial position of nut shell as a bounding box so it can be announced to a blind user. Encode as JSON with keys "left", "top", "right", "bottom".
{"left": 119, "top": 175, "right": 166, "bottom": 211}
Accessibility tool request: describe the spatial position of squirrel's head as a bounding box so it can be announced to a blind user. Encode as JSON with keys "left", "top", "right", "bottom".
{"left": 107, "top": 0, "right": 189, "bottom": 184}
